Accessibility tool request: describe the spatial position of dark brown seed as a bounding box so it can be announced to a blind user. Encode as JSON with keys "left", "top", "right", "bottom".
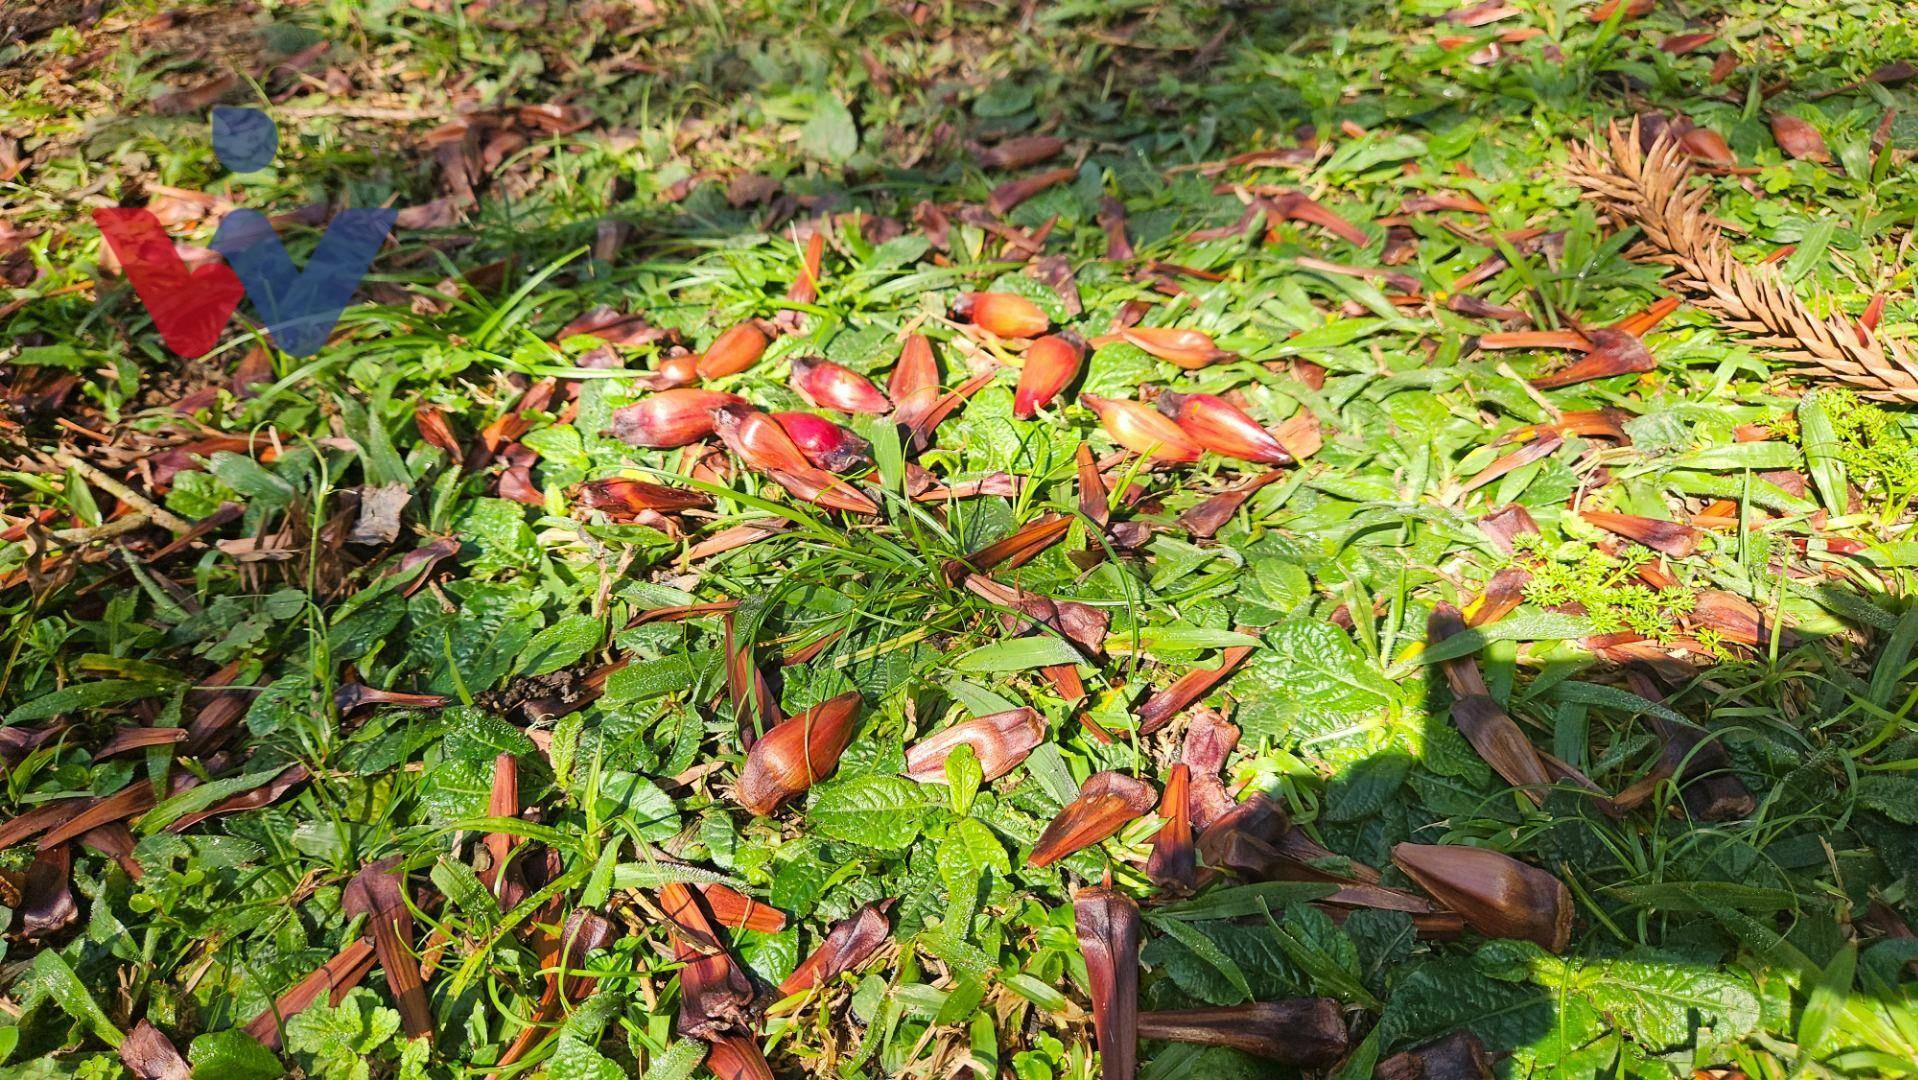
{"left": 888, "top": 333, "right": 940, "bottom": 430}
{"left": 1137, "top": 645, "right": 1256, "bottom": 734}
{"left": 1770, "top": 113, "right": 1831, "bottom": 163}
{"left": 1180, "top": 470, "right": 1286, "bottom": 540}
{"left": 244, "top": 940, "right": 378, "bottom": 1049}
{"left": 705, "top": 1034, "right": 775, "bottom": 1080}
{"left": 662, "top": 885, "right": 760, "bottom": 1041}
{"left": 698, "top": 322, "right": 771, "bottom": 380}
{"left": 1137, "top": 1000, "right": 1348, "bottom": 1065}
{"left": 1391, "top": 842, "right": 1574, "bottom": 953}
{"left": 1430, "top": 604, "right": 1553, "bottom": 804}
{"left": 1530, "top": 327, "right": 1658, "bottom": 388}
{"left": 575, "top": 477, "right": 713, "bottom": 518}
{"left": 606, "top": 389, "right": 745, "bottom": 448}
{"left": 342, "top": 858, "right": 433, "bottom": 1040}
{"left": 1098, "top": 197, "right": 1134, "bottom": 259}
{"left": 735, "top": 692, "right": 862, "bottom": 815}
{"left": 1194, "top": 793, "right": 1289, "bottom": 870}
{"left": 1014, "top": 334, "right": 1085, "bottom": 418}
{"left": 778, "top": 900, "right": 892, "bottom": 995}
{"left": 1377, "top": 1030, "right": 1496, "bottom": 1080}
{"left": 1156, "top": 392, "right": 1290, "bottom": 464}
{"left": 1146, "top": 764, "right": 1196, "bottom": 893}
{"left": 1073, "top": 886, "right": 1140, "bottom": 1080}
{"left": 698, "top": 884, "right": 787, "bottom": 933}
{"left": 1579, "top": 509, "right": 1698, "bottom": 558}
{"left": 21, "top": 843, "right": 76, "bottom": 939}
{"left": 119, "top": 1020, "right": 191, "bottom": 1080}
{"left": 972, "top": 135, "right": 1066, "bottom": 170}
{"left": 791, "top": 357, "right": 892, "bottom": 414}
{"left": 944, "top": 514, "right": 1072, "bottom": 581}
{"left": 1477, "top": 504, "right": 1541, "bottom": 553}
{"left": 988, "top": 167, "right": 1077, "bottom": 215}
{"left": 1030, "top": 771, "right": 1156, "bottom": 867}
{"left": 903, "top": 708, "right": 1046, "bottom": 783}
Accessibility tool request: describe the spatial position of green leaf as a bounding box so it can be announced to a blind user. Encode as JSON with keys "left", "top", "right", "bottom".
{"left": 1540, "top": 680, "right": 1689, "bottom": 728}
{"left": 519, "top": 614, "right": 603, "bottom": 677}
{"left": 244, "top": 674, "right": 317, "bottom": 738}
{"left": 1023, "top": 743, "right": 1081, "bottom": 805}
{"left": 799, "top": 93, "right": 859, "bottom": 162}
{"left": 1573, "top": 951, "right": 1761, "bottom": 1049}
{"left": 1146, "top": 915, "right": 1253, "bottom": 1005}
{"left": 1263, "top": 902, "right": 1381, "bottom": 1008}
{"left": 601, "top": 650, "right": 719, "bottom": 703}
{"left": 188, "top": 1030, "right": 286, "bottom": 1080}
{"left": 1869, "top": 604, "right": 1918, "bottom": 709}
{"left": 1236, "top": 617, "right": 1396, "bottom": 739}
{"left": 1666, "top": 441, "right": 1805, "bottom": 472}
{"left": 453, "top": 498, "right": 539, "bottom": 575}
{"left": 943, "top": 743, "right": 983, "bottom": 815}
{"left": 610, "top": 861, "right": 741, "bottom": 890}
{"left": 953, "top": 637, "right": 1084, "bottom": 672}
{"left": 1140, "top": 920, "right": 1305, "bottom": 1005}
{"left": 549, "top": 1037, "right": 624, "bottom": 1080}
{"left": 1605, "top": 881, "right": 1804, "bottom": 913}
{"left": 286, "top": 988, "right": 400, "bottom": 1080}
{"left": 5, "top": 679, "right": 164, "bottom": 723}
{"left": 593, "top": 772, "right": 680, "bottom": 841}
{"left": 937, "top": 818, "right": 1009, "bottom": 894}
{"left": 639, "top": 1039, "right": 708, "bottom": 1080}
{"left": 21, "top": 950, "right": 123, "bottom": 1047}
{"left": 1799, "top": 941, "right": 1857, "bottom": 1055}
{"left": 1412, "top": 612, "right": 1598, "bottom": 667}
{"left": 421, "top": 708, "right": 536, "bottom": 825}
{"left": 1321, "top": 132, "right": 1426, "bottom": 177}
{"left": 808, "top": 774, "right": 937, "bottom": 849}
{"left": 1374, "top": 955, "right": 1553, "bottom": 1051}
{"left": 209, "top": 452, "right": 295, "bottom": 508}
{"left": 1856, "top": 774, "right": 1918, "bottom": 824}
{"left": 1137, "top": 626, "right": 1263, "bottom": 653}
{"left": 1154, "top": 881, "right": 1338, "bottom": 921}
{"left": 140, "top": 765, "right": 292, "bottom": 833}
{"left": 1798, "top": 393, "right": 1849, "bottom": 514}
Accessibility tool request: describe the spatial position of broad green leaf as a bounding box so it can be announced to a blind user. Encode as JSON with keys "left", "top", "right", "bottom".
{"left": 1854, "top": 774, "right": 1918, "bottom": 824}
{"left": 1146, "top": 915, "right": 1253, "bottom": 1004}
{"left": 1411, "top": 612, "right": 1599, "bottom": 667}
{"left": 188, "top": 1030, "right": 286, "bottom": 1080}
{"left": 799, "top": 93, "right": 858, "bottom": 162}
{"left": 1236, "top": 617, "right": 1397, "bottom": 740}
{"left": 6, "top": 679, "right": 165, "bottom": 724}
{"left": 519, "top": 614, "right": 603, "bottom": 677}
{"left": 809, "top": 775, "right": 937, "bottom": 849}
{"left": 21, "top": 951, "right": 123, "bottom": 1047}
{"left": 953, "top": 637, "right": 1084, "bottom": 672}
{"left": 602, "top": 650, "right": 719, "bottom": 703}
{"left": 639, "top": 1039, "right": 708, "bottom": 1080}
{"left": 1799, "top": 941, "right": 1857, "bottom": 1055}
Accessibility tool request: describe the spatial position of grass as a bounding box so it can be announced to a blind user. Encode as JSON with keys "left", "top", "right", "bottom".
{"left": 4, "top": 0, "right": 1918, "bottom": 1077}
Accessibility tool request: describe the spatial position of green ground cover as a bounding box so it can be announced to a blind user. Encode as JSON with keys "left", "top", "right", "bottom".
{"left": 4, "top": 0, "right": 1918, "bottom": 1076}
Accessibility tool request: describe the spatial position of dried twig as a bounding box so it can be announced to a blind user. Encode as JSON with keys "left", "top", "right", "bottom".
{"left": 42, "top": 451, "right": 193, "bottom": 534}
{"left": 1564, "top": 119, "right": 1918, "bottom": 401}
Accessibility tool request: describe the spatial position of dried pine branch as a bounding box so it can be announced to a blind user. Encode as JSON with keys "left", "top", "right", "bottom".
{"left": 1564, "top": 119, "right": 1918, "bottom": 402}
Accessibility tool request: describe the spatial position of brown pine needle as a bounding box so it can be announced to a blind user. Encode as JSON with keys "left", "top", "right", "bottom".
{"left": 1564, "top": 119, "right": 1918, "bottom": 401}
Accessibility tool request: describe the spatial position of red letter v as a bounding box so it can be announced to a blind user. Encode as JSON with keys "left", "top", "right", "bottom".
{"left": 93, "top": 208, "right": 245, "bottom": 358}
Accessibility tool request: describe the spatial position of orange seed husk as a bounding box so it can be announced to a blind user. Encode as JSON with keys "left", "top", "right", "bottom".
{"left": 735, "top": 691, "right": 863, "bottom": 815}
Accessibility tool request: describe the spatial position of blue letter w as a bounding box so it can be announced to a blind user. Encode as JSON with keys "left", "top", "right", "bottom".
{"left": 212, "top": 208, "right": 397, "bottom": 358}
